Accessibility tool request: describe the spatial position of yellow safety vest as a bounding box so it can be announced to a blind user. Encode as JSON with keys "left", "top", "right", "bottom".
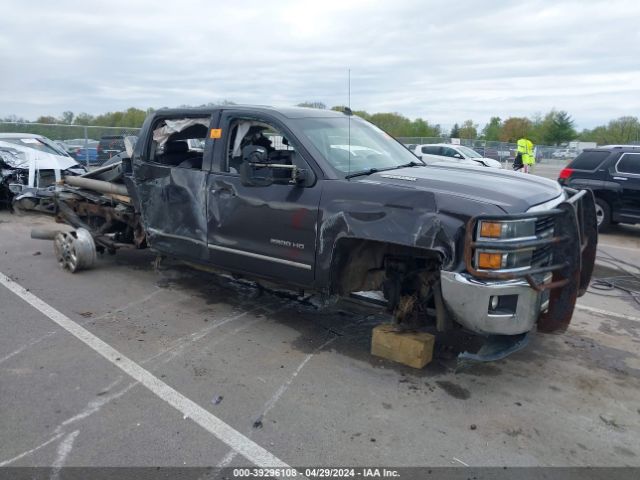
{"left": 517, "top": 138, "right": 535, "bottom": 165}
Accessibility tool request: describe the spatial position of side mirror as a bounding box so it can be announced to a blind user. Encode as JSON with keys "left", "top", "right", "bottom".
{"left": 240, "top": 145, "right": 310, "bottom": 187}
{"left": 240, "top": 145, "right": 272, "bottom": 186}
{"left": 454, "top": 153, "right": 464, "bottom": 159}
{"left": 242, "top": 145, "right": 268, "bottom": 164}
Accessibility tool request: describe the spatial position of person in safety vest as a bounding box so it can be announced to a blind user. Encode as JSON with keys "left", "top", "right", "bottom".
{"left": 516, "top": 138, "right": 535, "bottom": 173}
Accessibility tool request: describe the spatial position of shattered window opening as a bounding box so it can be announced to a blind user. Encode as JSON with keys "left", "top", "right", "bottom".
{"left": 150, "top": 117, "right": 210, "bottom": 170}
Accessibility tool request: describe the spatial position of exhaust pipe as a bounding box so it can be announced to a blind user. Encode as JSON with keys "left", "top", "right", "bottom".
{"left": 31, "top": 228, "right": 62, "bottom": 240}
{"left": 63, "top": 176, "right": 129, "bottom": 196}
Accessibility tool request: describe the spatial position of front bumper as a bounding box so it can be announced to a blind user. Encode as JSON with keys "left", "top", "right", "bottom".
{"left": 440, "top": 271, "right": 550, "bottom": 335}
{"left": 442, "top": 188, "right": 598, "bottom": 336}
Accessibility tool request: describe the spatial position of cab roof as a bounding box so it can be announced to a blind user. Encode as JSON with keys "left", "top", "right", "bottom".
{"left": 153, "top": 105, "right": 347, "bottom": 119}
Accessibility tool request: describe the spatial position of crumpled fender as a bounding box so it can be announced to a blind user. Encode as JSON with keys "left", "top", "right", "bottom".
{"left": 314, "top": 180, "right": 504, "bottom": 289}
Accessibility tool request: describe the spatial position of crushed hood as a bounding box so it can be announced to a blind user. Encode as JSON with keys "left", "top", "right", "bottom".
{"left": 0, "top": 141, "right": 79, "bottom": 171}
{"left": 356, "top": 164, "right": 563, "bottom": 213}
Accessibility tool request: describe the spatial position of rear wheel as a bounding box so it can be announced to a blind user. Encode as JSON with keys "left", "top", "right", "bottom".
{"left": 594, "top": 198, "right": 611, "bottom": 231}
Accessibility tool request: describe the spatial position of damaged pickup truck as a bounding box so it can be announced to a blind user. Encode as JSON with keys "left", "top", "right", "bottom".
{"left": 45, "top": 106, "right": 598, "bottom": 362}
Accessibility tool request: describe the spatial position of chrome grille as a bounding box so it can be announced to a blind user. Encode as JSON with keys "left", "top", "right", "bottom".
{"left": 535, "top": 216, "right": 555, "bottom": 235}
{"left": 533, "top": 215, "right": 555, "bottom": 267}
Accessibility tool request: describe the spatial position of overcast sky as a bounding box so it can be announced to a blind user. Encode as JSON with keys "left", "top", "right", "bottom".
{"left": 1, "top": 0, "right": 638, "bottom": 130}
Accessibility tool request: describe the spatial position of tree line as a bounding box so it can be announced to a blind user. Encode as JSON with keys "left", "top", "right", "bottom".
{"left": 2, "top": 103, "right": 638, "bottom": 147}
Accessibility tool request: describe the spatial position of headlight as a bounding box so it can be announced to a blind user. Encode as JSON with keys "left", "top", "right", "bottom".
{"left": 476, "top": 250, "right": 533, "bottom": 271}
{"left": 478, "top": 219, "right": 536, "bottom": 240}
{"left": 475, "top": 219, "right": 537, "bottom": 271}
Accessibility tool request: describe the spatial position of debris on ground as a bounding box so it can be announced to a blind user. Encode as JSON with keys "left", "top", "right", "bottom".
{"left": 252, "top": 416, "right": 263, "bottom": 429}
{"left": 599, "top": 414, "right": 623, "bottom": 430}
{"left": 212, "top": 395, "right": 224, "bottom": 405}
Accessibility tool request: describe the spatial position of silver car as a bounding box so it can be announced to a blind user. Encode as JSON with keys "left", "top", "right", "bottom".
{"left": 0, "top": 133, "right": 86, "bottom": 211}
{"left": 413, "top": 143, "right": 502, "bottom": 168}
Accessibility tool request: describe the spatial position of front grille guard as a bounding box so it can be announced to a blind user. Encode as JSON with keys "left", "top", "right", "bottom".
{"left": 464, "top": 188, "right": 598, "bottom": 332}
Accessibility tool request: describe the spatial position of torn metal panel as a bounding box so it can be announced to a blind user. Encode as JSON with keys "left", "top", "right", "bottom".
{"left": 457, "top": 332, "right": 530, "bottom": 370}
{"left": 315, "top": 179, "right": 479, "bottom": 289}
{"left": 133, "top": 164, "right": 209, "bottom": 261}
{"left": 0, "top": 139, "right": 78, "bottom": 171}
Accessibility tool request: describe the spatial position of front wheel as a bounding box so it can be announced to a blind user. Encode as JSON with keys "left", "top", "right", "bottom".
{"left": 594, "top": 198, "right": 611, "bottom": 231}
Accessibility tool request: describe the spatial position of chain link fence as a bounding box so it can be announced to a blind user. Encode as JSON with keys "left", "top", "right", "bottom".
{"left": 0, "top": 122, "right": 141, "bottom": 167}
{"left": 396, "top": 136, "right": 571, "bottom": 167}
{"left": 1, "top": 121, "right": 577, "bottom": 169}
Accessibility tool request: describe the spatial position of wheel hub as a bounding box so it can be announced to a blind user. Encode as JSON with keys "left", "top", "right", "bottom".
{"left": 53, "top": 228, "right": 97, "bottom": 273}
{"left": 595, "top": 204, "right": 604, "bottom": 226}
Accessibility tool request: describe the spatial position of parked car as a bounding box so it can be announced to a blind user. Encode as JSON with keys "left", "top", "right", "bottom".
{"left": 0, "top": 133, "right": 86, "bottom": 211}
{"left": 413, "top": 143, "right": 502, "bottom": 168}
{"left": 60, "top": 138, "right": 98, "bottom": 156}
{"left": 97, "top": 135, "right": 126, "bottom": 163}
{"left": 552, "top": 149, "right": 576, "bottom": 159}
{"left": 558, "top": 146, "right": 640, "bottom": 230}
{"left": 71, "top": 146, "right": 99, "bottom": 165}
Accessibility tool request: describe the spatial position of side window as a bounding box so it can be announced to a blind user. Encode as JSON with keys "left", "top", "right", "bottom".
{"left": 570, "top": 151, "right": 609, "bottom": 170}
{"left": 616, "top": 153, "right": 640, "bottom": 175}
{"left": 421, "top": 146, "right": 439, "bottom": 155}
{"left": 442, "top": 147, "right": 457, "bottom": 158}
{"left": 148, "top": 117, "right": 209, "bottom": 169}
{"left": 224, "top": 119, "right": 298, "bottom": 174}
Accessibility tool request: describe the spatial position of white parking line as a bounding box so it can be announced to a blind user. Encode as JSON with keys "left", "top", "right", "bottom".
{"left": 51, "top": 430, "right": 80, "bottom": 480}
{"left": 599, "top": 243, "right": 639, "bottom": 253}
{"left": 218, "top": 336, "right": 337, "bottom": 468}
{"left": 0, "top": 331, "right": 56, "bottom": 365}
{"left": 575, "top": 304, "right": 640, "bottom": 323}
{"left": 0, "top": 432, "right": 66, "bottom": 467}
{"left": 0, "top": 272, "right": 289, "bottom": 469}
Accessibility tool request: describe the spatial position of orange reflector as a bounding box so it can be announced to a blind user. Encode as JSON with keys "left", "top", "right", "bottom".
{"left": 478, "top": 252, "right": 504, "bottom": 269}
{"left": 480, "top": 221, "right": 503, "bottom": 238}
{"left": 210, "top": 128, "right": 222, "bottom": 139}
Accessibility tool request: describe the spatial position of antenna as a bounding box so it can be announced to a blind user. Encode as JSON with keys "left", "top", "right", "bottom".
{"left": 347, "top": 68, "right": 351, "bottom": 177}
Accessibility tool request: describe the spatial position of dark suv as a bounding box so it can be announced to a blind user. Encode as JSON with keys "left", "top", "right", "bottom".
{"left": 558, "top": 146, "right": 640, "bottom": 230}
{"left": 97, "top": 135, "right": 126, "bottom": 164}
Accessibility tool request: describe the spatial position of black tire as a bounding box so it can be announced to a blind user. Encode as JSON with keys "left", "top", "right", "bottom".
{"left": 594, "top": 198, "right": 611, "bottom": 231}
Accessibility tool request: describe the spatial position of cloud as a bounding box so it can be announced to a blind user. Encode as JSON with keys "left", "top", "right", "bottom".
{"left": 0, "top": 0, "right": 638, "bottom": 129}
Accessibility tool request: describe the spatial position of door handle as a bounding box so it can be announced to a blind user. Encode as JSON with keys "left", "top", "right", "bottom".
{"left": 613, "top": 176, "right": 627, "bottom": 181}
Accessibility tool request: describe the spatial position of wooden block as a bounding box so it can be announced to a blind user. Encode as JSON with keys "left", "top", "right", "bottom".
{"left": 371, "top": 324, "right": 435, "bottom": 369}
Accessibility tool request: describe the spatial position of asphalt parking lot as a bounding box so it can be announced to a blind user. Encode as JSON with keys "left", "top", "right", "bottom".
{"left": 1, "top": 206, "right": 639, "bottom": 469}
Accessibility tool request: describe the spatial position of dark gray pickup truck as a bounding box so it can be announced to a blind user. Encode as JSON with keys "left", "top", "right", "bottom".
{"left": 48, "top": 106, "right": 598, "bottom": 360}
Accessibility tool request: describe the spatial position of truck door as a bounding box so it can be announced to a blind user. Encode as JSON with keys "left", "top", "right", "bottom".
{"left": 206, "top": 112, "right": 322, "bottom": 287}
{"left": 131, "top": 114, "right": 214, "bottom": 261}
{"left": 613, "top": 152, "right": 640, "bottom": 222}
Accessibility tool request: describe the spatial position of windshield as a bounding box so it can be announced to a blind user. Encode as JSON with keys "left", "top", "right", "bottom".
{"left": 295, "top": 116, "right": 422, "bottom": 175}
{"left": 1, "top": 137, "right": 69, "bottom": 156}
{"left": 457, "top": 146, "right": 483, "bottom": 158}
